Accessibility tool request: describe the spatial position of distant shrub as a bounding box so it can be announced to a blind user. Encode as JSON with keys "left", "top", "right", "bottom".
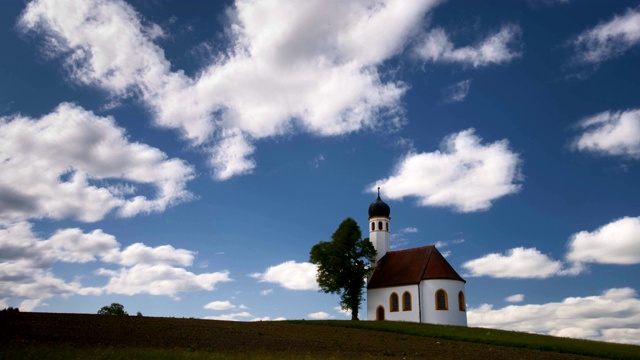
{"left": 1, "top": 307, "right": 19, "bottom": 313}
{"left": 97, "top": 303, "right": 129, "bottom": 316}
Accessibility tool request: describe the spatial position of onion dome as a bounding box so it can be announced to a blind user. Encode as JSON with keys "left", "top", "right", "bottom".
{"left": 368, "top": 187, "right": 390, "bottom": 218}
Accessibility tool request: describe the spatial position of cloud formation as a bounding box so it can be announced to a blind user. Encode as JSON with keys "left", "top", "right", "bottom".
{"left": 250, "top": 261, "right": 319, "bottom": 291}
{"left": 571, "top": 6, "right": 640, "bottom": 64}
{"left": 441, "top": 79, "right": 471, "bottom": 103}
{"left": 469, "top": 288, "right": 640, "bottom": 345}
{"left": 0, "top": 222, "right": 231, "bottom": 310}
{"left": 373, "top": 129, "right": 522, "bottom": 212}
{"left": 0, "top": 103, "right": 194, "bottom": 224}
{"left": 462, "top": 247, "right": 565, "bottom": 279}
{"left": 464, "top": 216, "right": 640, "bottom": 279}
{"left": 415, "top": 25, "right": 521, "bottom": 67}
{"left": 571, "top": 109, "right": 640, "bottom": 159}
{"left": 19, "top": 0, "right": 443, "bottom": 180}
{"left": 567, "top": 216, "right": 640, "bottom": 265}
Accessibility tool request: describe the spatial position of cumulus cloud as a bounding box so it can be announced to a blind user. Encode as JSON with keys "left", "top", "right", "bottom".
{"left": 0, "top": 222, "right": 231, "bottom": 309}
{"left": 250, "top": 261, "right": 319, "bottom": 291}
{"left": 567, "top": 216, "right": 640, "bottom": 265}
{"left": 505, "top": 294, "right": 525, "bottom": 303}
{"left": 259, "top": 289, "right": 273, "bottom": 296}
{"left": 0, "top": 103, "right": 194, "bottom": 224}
{"left": 204, "top": 311, "right": 253, "bottom": 321}
{"left": 97, "top": 265, "right": 231, "bottom": 298}
{"left": 308, "top": 311, "right": 333, "bottom": 319}
{"left": 204, "top": 300, "right": 237, "bottom": 311}
{"left": 415, "top": 25, "right": 521, "bottom": 67}
{"left": 19, "top": 0, "right": 443, "bottom": 180}
{"left": 571, "top": 6, "right": 640, "bottom": 64}
{"left": 441, "top": 79, "right": 471, "bottom": 103}
{"left": 372, "top": 129, "right": 522, "bottom": 212}
{"left": 571, "top": 109, "right": 640, "bottom": 159}
{"left": 468, "top": 288, "right": 640, "bottom": 345}
{"left": 462, "top": 247, "right": 570, "bottom": 279}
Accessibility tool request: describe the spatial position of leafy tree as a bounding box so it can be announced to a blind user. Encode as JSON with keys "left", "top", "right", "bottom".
{"left": 310, "top": 217, "right": 376, "bottom": 320}
{"left": 97, "top": 302, "right": 129, "bottom": 316}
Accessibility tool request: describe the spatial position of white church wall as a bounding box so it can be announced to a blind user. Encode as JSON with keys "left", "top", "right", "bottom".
{"left": 367, "top": 285, "right": 419, "bottom": 322}
{"left": 420, "top": 279, "right": 467, "bottom": 326}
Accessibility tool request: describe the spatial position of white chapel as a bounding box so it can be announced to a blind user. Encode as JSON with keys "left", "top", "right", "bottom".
{"left": 366, "top": 191, "right": 468, "bottom": 326}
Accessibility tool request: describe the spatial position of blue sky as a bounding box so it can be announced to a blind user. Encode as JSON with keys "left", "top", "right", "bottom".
{"left": 1, "top": 0, "right": 639, "bottom": 345}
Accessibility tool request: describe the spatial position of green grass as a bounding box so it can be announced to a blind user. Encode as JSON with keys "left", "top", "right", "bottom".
{"left": 290, "top": 320, "right": 640, "bottom": 360}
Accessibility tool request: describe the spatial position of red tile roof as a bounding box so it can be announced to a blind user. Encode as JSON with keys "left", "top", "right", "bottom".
{"left": 367, "top": 245, "right": 465, "bottom": 289}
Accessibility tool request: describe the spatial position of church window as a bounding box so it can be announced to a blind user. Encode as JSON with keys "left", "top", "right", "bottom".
{"left": 458, "top": 291, "right": 466, "bottom": 311}
{"left": 402, "top": 291, "right": 412, "bottom": 311}
{"left": 386, "top": 222, "right": 389, "bottom": 231}
{"left": 371, "top": 222, "right": 375, "bottom": 231}
{"left": 378, "top": 221, "right": 383, "bottom": 230}
{"left": 435, "top": 289, "right": 448, "bottom": 310}
{"left": 376, "top": 306, "right": 385, "bottom": 321}
{"left": 389, "top": 293, "right": 399, "bottom": 312}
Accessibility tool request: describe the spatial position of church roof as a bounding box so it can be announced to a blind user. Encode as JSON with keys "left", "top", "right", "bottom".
{"left": 367, "top": 245, "right": 465, "bottom": 289}
{"left": 368, "top": 189, "right": 390, "bottom": 218}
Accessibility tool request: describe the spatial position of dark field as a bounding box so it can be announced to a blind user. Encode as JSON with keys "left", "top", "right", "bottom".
{"left": 0, "top": 312, "right": 633, "bottom": 359}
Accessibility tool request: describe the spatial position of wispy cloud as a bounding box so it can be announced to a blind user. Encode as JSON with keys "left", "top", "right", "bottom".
{"left": 415, "top": 25, "right": 522, "bottom": 67}
{"left": 441, "top": 79, "right": 471, "bottom": 103}
{"left": 570, "top": 6, "right": 640, "bottom": 64}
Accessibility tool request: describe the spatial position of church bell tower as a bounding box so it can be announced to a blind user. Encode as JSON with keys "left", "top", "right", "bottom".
{"left": 368, "top": 188, "right": 390, "bottom": 262}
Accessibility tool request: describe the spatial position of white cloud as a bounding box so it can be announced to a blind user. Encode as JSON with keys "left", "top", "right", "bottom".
{"left": 505, "top": 294, "right": 524, "bottom": 303}
{"left": 20, "top": 0, "right": 443, "bottom": 180}
{"left": 250, "top": 261, "right": 319, "bottom": 291}
{"left": 250, "top": 316, "right": 287, "bottom": 322}
{"left": 390, "top": 227, "right": 419, "bottom": 249}
{"left": 468, "top": 288, "right": 640, "bottom": 345}
{"left": 373, "top": 129, "right": 522, "bottom": 212}
{"left": 571, "top": 109, "right": 640, "bottom": 159}
{"left": 571, "top": 6, "right": 640, "bottom": 64}
{"left": 415, "top": 25, "right": 521, "bottom": 67}
{"left": 0, "top": 222, "right": 231, "bottom": 308}
{"left": 308, "top": 311, "right": 333, "bottom": 319}
{"left": 97, "top": 265, "right": 231, "bottom": 298}
{"left": 462, "top": 247, "right": 566, "bottom": 279}
{"left": 204, "top": 311, "right": 253, "bottom": 321}
{"left": 334, "top": 306, "right": 352, "bottom": 317}
{"left": 204, "top": 300, "right": 236, "bottom": 311}
{"left": 442, "top": 79, "right": 471, "bottom": 103}
{"left": 259, "top": 289, "right": 273, "bottom": 296}
{"left": 102, "top": 243, "right": 195, "bottom": 267}
{"left": 434, "top": 238, "right": 465, "bottom": 248}
{"left": 0, "top": 103, "right": 194, "bottom": 224}
{"left": 567, "top": 216, "right": 640, "bottom": 265}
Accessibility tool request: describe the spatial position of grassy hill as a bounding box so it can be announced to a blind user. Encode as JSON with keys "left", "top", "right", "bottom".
{"left": 1, "top": 312, "right": 638, "bottom": 359}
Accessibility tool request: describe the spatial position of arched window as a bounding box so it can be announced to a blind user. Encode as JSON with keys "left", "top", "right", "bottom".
{"left": 386, "top": 222, "right": 389, "bottom": 231}
{"left": 435, "top": 289, "right": 448, "bottom": 310}
{"left": 389, "top": 293, "right": 399, "bottom": 312}
{"left": 371, "top": 222, "right": 375, "bottom": 231}
{"left": 378, "top": 221, "right": 383, "bottom": 230}
{"left": 458, "top": 291, "right": 466, "bottom": 311}
{"left": 402, "top": 291, "right": 412, "bottom": 311}
{"left": 376, "top": 306, "right": 385, "bottom": 321}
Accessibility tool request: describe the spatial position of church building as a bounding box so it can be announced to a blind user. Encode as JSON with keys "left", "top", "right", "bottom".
{"left": 366, "top": 191, "right": 468, "bottom": 326}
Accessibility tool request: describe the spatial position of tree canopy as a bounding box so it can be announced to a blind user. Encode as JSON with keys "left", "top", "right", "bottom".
{"left": 310, "top": 217, "right": 377, "bottom": 320}
{"left": 97, "top": 302, "right": 128, "bottom": 316}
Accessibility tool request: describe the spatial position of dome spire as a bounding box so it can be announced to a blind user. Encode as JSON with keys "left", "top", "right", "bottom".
{"left": 369, "top": 187, "right": 390, "bottom": 218}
